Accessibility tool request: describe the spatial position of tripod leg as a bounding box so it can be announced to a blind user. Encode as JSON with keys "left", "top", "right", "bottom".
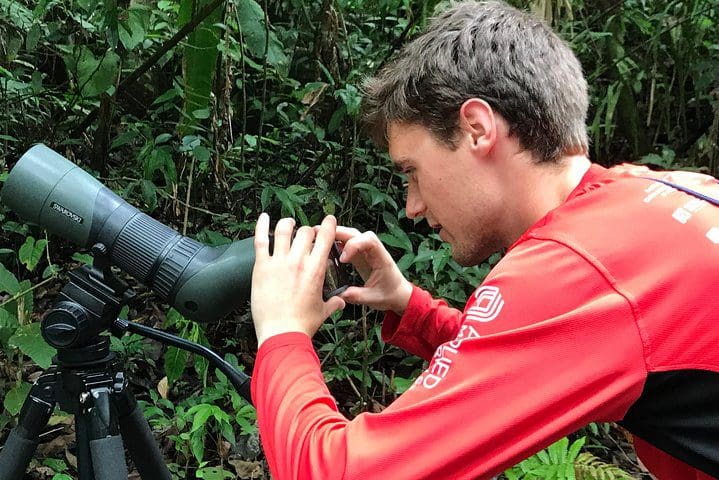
{"left": 0, "top": 374, "right": 56, "bottom": 480}
{"left": 78, "top": 387, "right": 129, "bottom": 480}
{"left": 115, "top": 388, "right": 172, "bottom": 480}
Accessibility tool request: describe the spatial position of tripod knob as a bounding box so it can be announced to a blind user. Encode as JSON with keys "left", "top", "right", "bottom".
{"left": 43, "top": 301, "right": 89, "bottom": 348}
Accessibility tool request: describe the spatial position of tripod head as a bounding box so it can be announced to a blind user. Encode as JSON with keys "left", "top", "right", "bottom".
{"left": 42, "top": 244, "right": 133, "bottom": 353}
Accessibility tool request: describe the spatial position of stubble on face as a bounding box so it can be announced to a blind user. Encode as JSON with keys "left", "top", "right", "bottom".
{"left": 447, "top": 226, "right": 502, "bottom": 267}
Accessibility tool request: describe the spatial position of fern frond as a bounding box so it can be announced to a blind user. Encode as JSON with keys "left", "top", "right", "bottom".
{"left": 574, "top": 452, "right": 635, "bottom": 480}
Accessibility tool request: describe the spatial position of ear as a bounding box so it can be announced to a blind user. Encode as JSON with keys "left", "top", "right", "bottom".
{"left": 458, "top": 98, "right": 496, "bottom": 156}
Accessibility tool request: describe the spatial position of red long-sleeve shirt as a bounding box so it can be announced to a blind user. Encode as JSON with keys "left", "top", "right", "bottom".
{"left": 251, "top": 164, "right": 719, "bottom": 479}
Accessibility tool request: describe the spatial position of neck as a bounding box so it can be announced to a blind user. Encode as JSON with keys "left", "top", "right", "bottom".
{"left": 502, "top": 152, "right": 591, "bottom": 246}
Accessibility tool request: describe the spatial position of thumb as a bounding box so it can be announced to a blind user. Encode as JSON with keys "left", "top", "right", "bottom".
{"left": 339, "top": 285, "right": 373, "bottom": 305}
{"left": 323, "top": 296, "right": 346, "bottom": 317}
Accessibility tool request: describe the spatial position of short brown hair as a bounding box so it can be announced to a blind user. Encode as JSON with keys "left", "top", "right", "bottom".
{"left": 362, "top": 0, "right": 588, "bottom": 162}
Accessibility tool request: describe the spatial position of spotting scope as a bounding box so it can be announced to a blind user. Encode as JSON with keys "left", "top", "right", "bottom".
{"left": 1, "top": 145, "right": 349, "bottom": 323}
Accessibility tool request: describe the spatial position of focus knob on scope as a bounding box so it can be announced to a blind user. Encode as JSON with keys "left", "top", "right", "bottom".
{"left": 42, "top": 301, "right": 90, "bottom": 348}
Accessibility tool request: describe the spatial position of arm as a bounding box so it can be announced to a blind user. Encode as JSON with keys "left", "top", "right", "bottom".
{"left": 251, "top": 237, "right": 648, "bottom": 480}
{"left": 380, "top": 285, "right": 464, "bottom": 360}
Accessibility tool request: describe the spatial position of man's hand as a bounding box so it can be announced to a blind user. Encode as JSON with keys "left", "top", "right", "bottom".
{"left": 335, "top": 226, "right": 413, "bottom": 315}
{"left": 251, "top": 214, "right": 345, "bottom": 347}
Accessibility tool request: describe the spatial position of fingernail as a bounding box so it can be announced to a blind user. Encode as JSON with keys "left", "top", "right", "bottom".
{"left": 340, "top": 251, "right": 347, "bottom": 262}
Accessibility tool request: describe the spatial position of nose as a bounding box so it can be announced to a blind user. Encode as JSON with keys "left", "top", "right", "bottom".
{"left": 405, "top": 182, "right": 426, "bottom": 219}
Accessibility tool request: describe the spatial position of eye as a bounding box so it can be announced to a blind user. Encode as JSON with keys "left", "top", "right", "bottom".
{"left": 399, "top": 169, "right": 416, "bottom": 188}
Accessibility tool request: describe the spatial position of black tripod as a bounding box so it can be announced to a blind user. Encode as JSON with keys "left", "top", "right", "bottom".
{"left": 0, "top": 249, "right": 252, "bottom": 479}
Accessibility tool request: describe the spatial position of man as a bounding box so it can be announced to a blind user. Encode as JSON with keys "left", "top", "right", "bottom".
{"left": 249, "top": 1, "right": 719, "bottom": 479}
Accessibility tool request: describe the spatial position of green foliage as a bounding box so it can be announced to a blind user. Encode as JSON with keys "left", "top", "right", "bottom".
{"left": 562, "top": 0, "right": 719, "bottom": 169}
{"left": 142, "top": 354, "right": 255, "bottom": 475}
{"left": 574, "top": 452, "right": 636, "bottom": 480}
{"left": 164, "top": 308, "right": 211, "bottom": 386}
{"left": 3, "top": 381, "right": 31, "bottom": 416}
{"left": 504, "top": 436, "right": 633, "bottom": 480}
{"left": 18, "top": 235, "right": 47, "bottom": 272}
{"left": 61, "top": 46, "right": 120, "bottom": 98}
{"left": 179, "top": 0, "right": 224, "bottom": 130}
{"left": 8, "top": 322, "right": 56, "bottom": 369}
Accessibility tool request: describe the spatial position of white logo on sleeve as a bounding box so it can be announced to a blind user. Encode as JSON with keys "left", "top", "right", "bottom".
{"left": 465, "top": 286, "right": 504, "bottom": 323}
{"left": 706, "top": 227, "right": 719, "bottom": 244}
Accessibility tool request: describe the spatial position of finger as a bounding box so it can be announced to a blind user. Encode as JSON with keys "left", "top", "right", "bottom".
{"left": 310, "top": 215, "right": 337, "bottom": 262}
{"left": 340, "top": 231, "right": 389, "bottom": 269}
{"left": 335, "top": 226, "right": 362, "bottom": 242}
{"left": 339, "top": 285, "right": 375, "bottom": 305}
{"left": 254, "top": 213, "right": 271, "bottom": 261}
{"left": 322, "top": 295, "right": 346, "bottom": 318}
{"left": 273, "top": 217, "right": 295, "bottom": 255}
{"left": 290, "top": 225, "right": 315, "bottom": 256}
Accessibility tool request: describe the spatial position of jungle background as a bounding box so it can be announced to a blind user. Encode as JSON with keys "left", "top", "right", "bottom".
{"left": 0, "top": 0, "right": 718, "bottom": 478}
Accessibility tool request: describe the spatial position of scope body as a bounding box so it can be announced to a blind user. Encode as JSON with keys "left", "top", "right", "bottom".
{"left": 2, "top": 145, "right": 254, "bottom": 322}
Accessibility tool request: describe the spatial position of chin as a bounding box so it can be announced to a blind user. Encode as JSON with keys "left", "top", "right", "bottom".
{"left": 450, "top": 244, "right": 496, "bottom": 267}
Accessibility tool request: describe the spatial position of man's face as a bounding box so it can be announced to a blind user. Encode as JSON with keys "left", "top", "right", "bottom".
{"left": 387, "top": 122, "right": 504, "bottom": 266}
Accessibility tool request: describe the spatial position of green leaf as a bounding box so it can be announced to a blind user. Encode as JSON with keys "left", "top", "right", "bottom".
{"left": 72, "top": 252, "right": 94, "bottom": 265}
{"left": 110, "top": 131, "right": 137, "bottom": 150}
{"left": 165, "top": 346, "right": 188, "bottom": 385}
{"left": 153, "top": 87, "right": 181, "bottom": 105}
{"left": 378, "top": 225, "right": 413, "bottom": 256}
{"left": 193, "top": 145, "right": 211, "bottom": 162}
{"left": 392, "top": 376, "right": 414, "bottom": 394}
{"left": 42, "top": 264, "right": 60, "bottom": 279}
{"left": 19, "top": 236, "right": 47, "bottom": 272}
{"left": 260, "top": 185, "right": 273, "bottom": 211}
{"left": 141, "top": 180, "right": 158, "bottom": 211}
{"left": 155, "top": 133, "right": 172, "bottom": 144}
{"left": 231, "top": 179, "right": 254, "bottom": 191}
{"left": 164, "top": 308, "right": 186, "bottom": 329}
{"left": 0, "top": 0, "right": 33, "bottom": 29}
{"left": 0, "top": 308, "right": 19, "bottom": 346}
{"left": 43, "top": 458, "right": 67, "bottom": 473}
{"left": 354, "top": 183, "right": 398, "bottom": 210}
{"left": 274, "top": 187, "right": 296, "bottom": 217}
{"left": 236, "top": 0, "right": 288, "bottom": 73}
{"left": 9, "top": 323, "right": 56, "bottom": 369}
{"left": 190, "top": 428, "right": 205, "bottom": 462}
{"left": 189, "top": 404, "right": 213, "bottom": 433}
{"left": 65, "top": 47, "right": 120, "bottom": 98}
{"left": 196, "top": 229, "right": 231, "bottom": 246}
{"left": 31, "top": 71, "right": 43, "bottom": 93}
{"left": 144, "top": 147, "right": 177, "bottom": 184}
{"left": 196, "top": 467, "right": 234, "bottom": 480}
{"left": 192, "top": 108, "right": 210, "bottom": 120}
{"left": 3, "top": 382, "right": 31, "bottom": 416}
{"left": 335, "top": 85, "right": 362, "bottom": 116}
{"left": 179, "top": 0, "right": 223, "bottom": 132}
{"left": 0, "top": 263, "right": 21, "bottom": 295}
{"left": 19, "top": 280, "right": 33, "bottom": 318}
{"left": 432, "top": 248, "right": 450, "bottom": 279}
{"left": 26, "top": 23, "right": 42, "bottom": 50}
{"left": 119, "top": 7, "right": 149, "bottom": 51}
{"left": 566, "top": 436, "right": 586, "bottom": 461}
